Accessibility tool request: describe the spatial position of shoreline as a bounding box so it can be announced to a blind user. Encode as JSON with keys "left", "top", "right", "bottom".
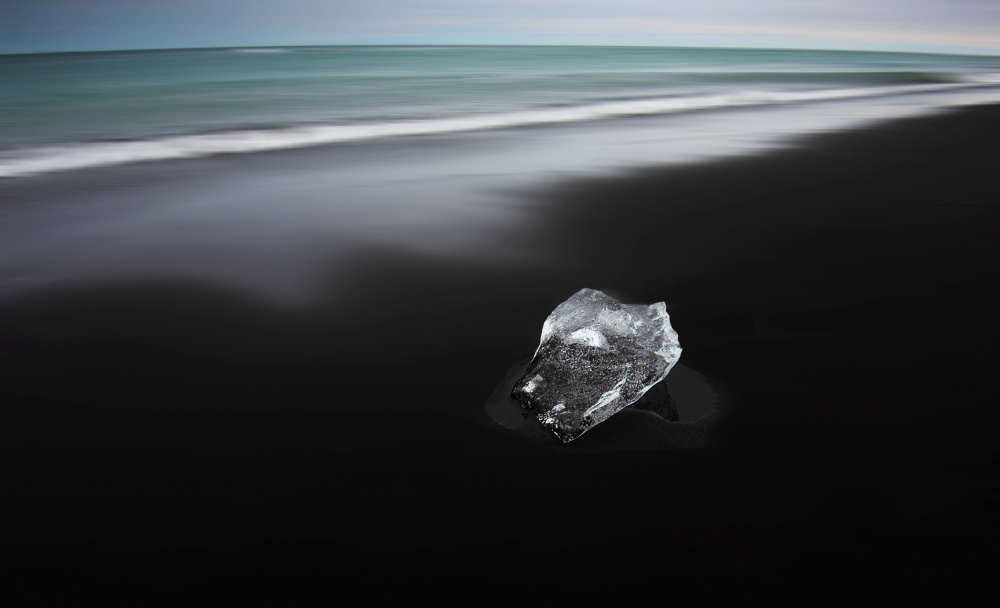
{"left": 3, "top": 93, "right": 999, "bottom": 307}
{"left": 3, "top": 102, "right": 999, "bottom": 598}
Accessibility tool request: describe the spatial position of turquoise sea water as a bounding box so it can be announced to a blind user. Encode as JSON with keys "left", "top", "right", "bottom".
{"left": 3, "top": 45, "right": 1000, "bottom": 301}
{"left": 2, "top": 45, "right": 1000, "bottom": 177}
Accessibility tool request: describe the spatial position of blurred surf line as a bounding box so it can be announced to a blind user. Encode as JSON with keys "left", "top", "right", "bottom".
{"left": 3, "top": 78, "right": 999, "bottom": 179}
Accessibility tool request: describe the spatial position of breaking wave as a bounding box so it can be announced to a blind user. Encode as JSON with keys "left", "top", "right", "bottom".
{"left": 2, "top": 78, "right": 998, "bottom": 178}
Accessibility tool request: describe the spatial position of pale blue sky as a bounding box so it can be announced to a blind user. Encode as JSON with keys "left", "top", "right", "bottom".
{"left": 3, "top": 0, "right": 1000, "bottom": 55}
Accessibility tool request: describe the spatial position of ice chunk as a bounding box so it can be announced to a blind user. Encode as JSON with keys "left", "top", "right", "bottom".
{"left": 511, "top": 288, "right": 682, "bottom": 442}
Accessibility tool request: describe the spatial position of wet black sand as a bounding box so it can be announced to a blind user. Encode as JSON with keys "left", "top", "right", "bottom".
{"left": 3, "top": 105, "right": 1000, "bottom": 601}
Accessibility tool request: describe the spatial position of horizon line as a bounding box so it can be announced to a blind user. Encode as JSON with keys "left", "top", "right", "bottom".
{"left": 3, "top": 42, "right": 1000, "bottom": 60}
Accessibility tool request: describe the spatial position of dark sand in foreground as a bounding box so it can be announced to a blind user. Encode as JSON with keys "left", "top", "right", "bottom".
{"left": 3, "top": 105, "right": 999, "bottom": 601}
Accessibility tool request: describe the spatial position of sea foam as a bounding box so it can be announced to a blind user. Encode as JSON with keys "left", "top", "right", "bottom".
{"left": 2, "top": 78, "right": 998, "bottom": 179}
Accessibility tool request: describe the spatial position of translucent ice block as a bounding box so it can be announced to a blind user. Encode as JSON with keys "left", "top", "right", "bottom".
{"left": 512, "top": 289, "right": 682, "bottom": 442}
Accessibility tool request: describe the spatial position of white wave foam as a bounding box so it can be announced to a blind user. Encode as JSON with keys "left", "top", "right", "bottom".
{"left": 959, "top": 72, "right": 1000, "bottom": 84}
{"left": 1, "top": 80, "right": 995, "bottom": 178}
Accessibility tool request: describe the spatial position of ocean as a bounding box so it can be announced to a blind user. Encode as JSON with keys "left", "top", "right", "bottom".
{"left": 3, "top": 45, "right": 1000, "bottom": 178}
{"left": 3, "top": 45, "right": 1000, "bottom": 302}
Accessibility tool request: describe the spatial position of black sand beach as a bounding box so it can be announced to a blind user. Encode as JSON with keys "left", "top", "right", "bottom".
{"left": 3, "top": 104, "right": 999, "bottom": 601}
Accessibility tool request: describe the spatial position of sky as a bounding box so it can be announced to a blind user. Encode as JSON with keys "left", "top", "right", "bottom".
{"left": 3, "top": 0, "right": 1000, "bottom": 56}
